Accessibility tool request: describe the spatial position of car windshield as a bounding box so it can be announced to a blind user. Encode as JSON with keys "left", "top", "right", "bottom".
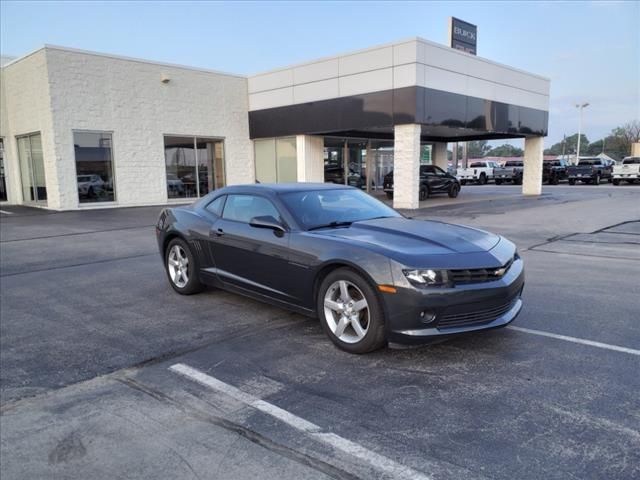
{"left": 279, "top": 188, "right": 401, "bottom": 230}
{"left": 578, "top": 159, "right": 599, "bottom": 166}
{"left": 470, "top": 162, "right": 485, "bottom": 168}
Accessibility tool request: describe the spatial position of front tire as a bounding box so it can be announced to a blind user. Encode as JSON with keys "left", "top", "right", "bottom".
{"left": 460, "top": 180, "right": 467, "bottom": 186}
{"left": 479, "top": 173, "right": 487, "bottom": 185}
{"left": 495, "top": 179, "right": 503, "bottom": 185}
{"left": 317, "top": 268, "right": 386, "bottom": 354}
{"left": 419, "top": 186, "right": 429, "bottom": 201}
{"left": 448, "top": 183, "right": 460, "bottom": 198}
{"left": 385, "top": 192, "right": 393, "bottom": 199}
{"left": 594, "top": 174, "right": 601, "bottom": 185}
{"left": 165, "top": 237, "right": 204, "bottom": 295}
{"left": 612, "top": 179, "right": 620, "bottom": 186}
{"left": 568, "top": 179, "right": 576, "bottom": 185}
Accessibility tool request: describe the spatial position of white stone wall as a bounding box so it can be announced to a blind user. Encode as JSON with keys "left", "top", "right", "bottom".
{"left": 296, "top": 135, "right": 324, "bottom": 182}
{"left": 1, "top": 46, "right": 253, "bottom": 210}
{"left": 43, "top": 47, "right": 253, "bottom": 210}
{"left": 393, "top": 124, "right": 421, "bottom": 209}
{"left": 0, "top": 50, "right": 57, "bottom": 206}
{"left": 433, "top": 142, "right": 448, "bottom": 171}
{"left": 523, "top": 136, "right": 544, "bottom": 195}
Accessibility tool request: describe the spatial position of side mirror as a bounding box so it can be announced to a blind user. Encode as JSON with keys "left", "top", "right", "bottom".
{"left": 249, "top": 215, "right": 286, "bottom": 237}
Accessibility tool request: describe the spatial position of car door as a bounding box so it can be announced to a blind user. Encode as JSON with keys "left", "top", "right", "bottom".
{"left": 208, "top": 193, "right": 296, "bottom": 303}
{"left": 432, "top": 166, "right": 453, "bottom": 191}
{"left": 421, "top": 166, "right": 444, "bottom": 192}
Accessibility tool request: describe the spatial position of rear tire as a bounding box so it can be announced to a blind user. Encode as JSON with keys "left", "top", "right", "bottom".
{"left": 385, "top": 192, "right": 393, "bottom": 199}
{"left": 551, "top": 175, "right": 559, "bottom": 185}
{"left": 568, "top": 179, "right": 576, "bottom": 185}
{"left": 317, "top": 268, "right": 386, "bottom": 354}
{"left": 479, "top": 173, "right": 487, "bottom": 185}
{"left": 612, "top": 179, "right": 620, "bottom": 186}
{"left": 460, "top": 180, "right": 467, "bottom": 186}
{"left": 448, "top": 183, "right": 460, "bottom": 198}
{"left": 594, "top": 174, "right": 601, "bottom": 185}
{"left": 419, "top": 186, "right": 429, "bottom": 201}
{"left": 495, "top": 179, "right": 503, "bottom": 185}
{"left": 165, "top": 237, "right": 204, "bottom": 295}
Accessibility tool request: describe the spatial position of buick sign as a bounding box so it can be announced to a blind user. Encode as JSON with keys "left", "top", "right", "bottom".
{"left": 449, "top": 17, "right": 477, "bottom": 55}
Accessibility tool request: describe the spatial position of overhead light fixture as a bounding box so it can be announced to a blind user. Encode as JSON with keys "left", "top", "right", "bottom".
{"left": 160, "top": 74, "right": 171, "bottom": 84}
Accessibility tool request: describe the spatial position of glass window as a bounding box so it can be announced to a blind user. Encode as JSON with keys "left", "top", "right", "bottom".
{"left": 222, "top": 194, "right": 281, "bottom": 223}
{"left": 74, "top": 132, "right": 115, "bottom": 203}
{"left": 17, "top": 133, "right": 47, "bottom": 205}
{"left": 205, "top": 195, "right": 226, "bottom": 216}
{"left": 280, "top": 188, "right": 400, "bottom": 230}
{"left": 255, "top": 139, "right": 277, "bottom": 183}
{"left": 0, "top": 138, "right": 7, "bottom": 202}
{"left": 254, "top": 137, "right": 297, "bottom": 183}
{"left": 165, "top": 136, "right": 224, "bottom": 199}
{"left": 276, "top": 137, "right": 297, "bottom": 183}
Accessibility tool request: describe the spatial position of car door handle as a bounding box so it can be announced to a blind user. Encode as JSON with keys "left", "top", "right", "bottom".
{"left": 214, "top": 228, "right": 224, "bottom": 237}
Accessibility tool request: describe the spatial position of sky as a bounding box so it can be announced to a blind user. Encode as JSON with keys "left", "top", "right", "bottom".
{"left": 1, "top": 0, "right": 638, "bottom": 147}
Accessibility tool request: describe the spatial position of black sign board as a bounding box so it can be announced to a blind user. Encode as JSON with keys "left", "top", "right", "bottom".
{"left": 449, "top": 17, "right": 477, "bottom": 55}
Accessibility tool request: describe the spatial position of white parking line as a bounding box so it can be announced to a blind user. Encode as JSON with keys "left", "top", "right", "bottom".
{"left": 0, "top": 210, "right": 13, "bottom": 215}
{"left": 169, "top": 363, "right": 431, "bottom": 480}
{"left": 509, "top": 326, "right": 640, "bottom": 356}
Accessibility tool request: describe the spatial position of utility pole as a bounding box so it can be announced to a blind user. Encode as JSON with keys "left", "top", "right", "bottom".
{"left": 575, "top": 102, "right": 590, "bottom": 164}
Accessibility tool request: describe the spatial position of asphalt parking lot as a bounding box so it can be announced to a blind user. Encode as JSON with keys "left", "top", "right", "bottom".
{"left": 1, "top": 184, "right": 639, "bottom": 480}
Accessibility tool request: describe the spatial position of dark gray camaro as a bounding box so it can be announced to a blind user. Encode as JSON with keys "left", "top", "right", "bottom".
{"left": 156, "top": 183, "right": 524, "bottom": 353}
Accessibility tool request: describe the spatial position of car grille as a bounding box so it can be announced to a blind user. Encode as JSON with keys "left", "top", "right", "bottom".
{"left": 449, "top": 257, "right": 514, "bottom": 284}
{"left": 438, "top": 297, "right": 519, "bottom": 329}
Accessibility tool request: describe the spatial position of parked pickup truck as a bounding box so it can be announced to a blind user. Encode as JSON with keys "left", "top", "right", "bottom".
{"left": 493, "top": 160, "right": 524, "bottom": 185}
{"left": 384, "top": 165, "right": 461, "bottom": 200}
{"left": 612, "top": 157, "right": 640, "bottom": 185}
{"left": 456, "top": 161, "right": 500, "bottom": 185}
{"left": 567, "top": 158, "right": 613, "bottom": 185}
{"left": 542, "top": 159, "right": 569, "bottom": 184}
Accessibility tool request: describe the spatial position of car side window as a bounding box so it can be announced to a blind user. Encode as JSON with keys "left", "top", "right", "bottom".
{"left": 433, "top": 166, "right": 447, "bottom": 176}
{"left": 205, "top": 195, "right": 226, "bottom": 217}
{"left": 222, "top": 194, "right": 281, "bottom": 224}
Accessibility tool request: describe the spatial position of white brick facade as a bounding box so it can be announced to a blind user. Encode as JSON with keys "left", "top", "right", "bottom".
{"left": 1, "top": 46, "right": 253, "bottom": 210}
{"left": 393, "top": 124, "right": 421, "bottom": 209}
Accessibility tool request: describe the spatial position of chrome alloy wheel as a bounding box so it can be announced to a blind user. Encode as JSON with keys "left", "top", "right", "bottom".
{"left": 323, "top": 280, "right": 370, "bottom": 343}
{"left": 167, "top": 244, "right": 189, "bottom": 288}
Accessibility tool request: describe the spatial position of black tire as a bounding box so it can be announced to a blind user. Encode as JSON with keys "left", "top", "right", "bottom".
{"left": 448, "top": 183, "right": 460, "bottom": 198}
{"left": 385, "top": 192, "right": 393, "bottom": 199}
{"left": 514, "top": 176, "right": 523, "bottom": 185}
{"left": 594, "top": 174, "right": 601, "bottom": 185}
{"left": 568, "top": 179, "right": 576, "bottom": 185}
{"left": 164, "top": 237, "right": 204, "bottom": 295}
{"left": 612, "top": 179, "right": 620, "bottom": 186}
{"left": 419, "top": 186, "right": 429, "bottom": 201}
{"left": 551, "top": 175, "right": 559, "bottom": 185}
{"left": 317, "top": 268, "right": 386, "bottom": 354}
{"left": 495, "top": 179, "right": 503, "bottom": 185}
{"left": 479, "top": 173, "right": 487, "bottom": 185}
{"left": 460, "top": 180, "right": 467, "bottom": 186}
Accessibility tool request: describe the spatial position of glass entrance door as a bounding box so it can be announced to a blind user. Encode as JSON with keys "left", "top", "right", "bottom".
{"left": 17, "top": 133, "right": 47, "bottom": 206}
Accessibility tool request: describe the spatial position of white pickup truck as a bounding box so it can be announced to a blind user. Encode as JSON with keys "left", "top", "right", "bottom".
{"left": 456, "top": 161, "right": 501, "bottom": 185}
{"left": 612, "top": 157, "right": 640, "bottom": 185}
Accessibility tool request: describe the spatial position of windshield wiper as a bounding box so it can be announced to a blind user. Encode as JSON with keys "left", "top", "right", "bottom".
{"left": 308, "top": 221, "right": 353, "bottom": 231}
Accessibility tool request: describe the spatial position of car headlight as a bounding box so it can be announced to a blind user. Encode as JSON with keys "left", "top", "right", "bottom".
{"left": 404, "top": 269, "right": 450, "bottom": 287}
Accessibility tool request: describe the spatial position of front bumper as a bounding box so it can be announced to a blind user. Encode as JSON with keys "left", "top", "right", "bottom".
{"left": 382, "top": 258, "right": 525, "bottom": 343}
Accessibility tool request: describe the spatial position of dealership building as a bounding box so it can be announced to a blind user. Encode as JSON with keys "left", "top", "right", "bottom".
{"left": 0, "top": 37, "right": 549, "bottom": 210}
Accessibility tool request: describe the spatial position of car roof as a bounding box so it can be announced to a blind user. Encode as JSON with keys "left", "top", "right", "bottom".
{"left": 219, "top": 183, "right": 353, "bottom": 194}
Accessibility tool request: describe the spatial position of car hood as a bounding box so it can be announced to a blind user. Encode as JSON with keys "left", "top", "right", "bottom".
{"left": 311, "top": 217, "right": 500, "bottom": 256}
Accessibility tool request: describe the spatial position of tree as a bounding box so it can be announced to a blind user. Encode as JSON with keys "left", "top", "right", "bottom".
{"left": 610, "top": 120, "right": 640, "bottom": 157}
{"left": 466, "top": 140, "right": 490, "bottom": 158}
{"left": 485, "top": 144, "right": 524, "bottom": 157}
{"left": 544, "top": 134, "right": 589, "bottom": 156}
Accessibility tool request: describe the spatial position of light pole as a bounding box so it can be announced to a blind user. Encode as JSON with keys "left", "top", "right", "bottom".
{"left": 575, "top": 102, "right": 589, "bottom": 164}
